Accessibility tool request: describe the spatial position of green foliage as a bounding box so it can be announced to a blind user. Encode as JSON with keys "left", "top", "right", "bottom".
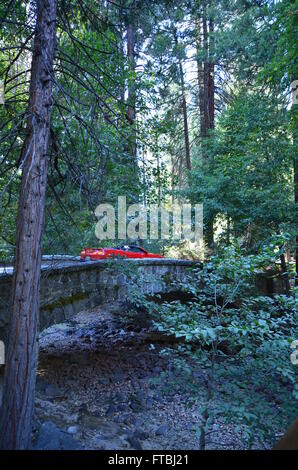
{"left": 187, "top": 89, "right": 295, "bottom": 249}
{"left": 1, "top": 0, "right": 296, "bottom": 258}
{"left": 124, "top": 245, "right": 297, "bottom": 449}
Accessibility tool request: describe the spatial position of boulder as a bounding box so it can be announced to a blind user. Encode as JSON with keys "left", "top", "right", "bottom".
{"left": 32, "top": 421, "right": 84, "bottom": 450}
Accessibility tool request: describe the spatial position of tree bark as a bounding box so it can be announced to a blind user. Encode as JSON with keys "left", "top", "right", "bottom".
{"left": 126, "top": 23, "right": 136, "bottom": 126}
{"left": 125, "top": 20, "right": 138, "bottom": 183}
{"left": 280, "top": 252, "right": 291, "bottom": 297}
{"left": 0, "top": 0, "right": 57, "bottom": 450}
{"left": 293, "top": 115, "right": 298, "bottom": 286}
{"left": 203, "top": 7, "right": 209, "bottom": 131}
{"left": 273, "top": 417, "right": 298, "bottom": 450}
{"left": 208, "top": 16, "right": 215, "bottom": 130}
{"left": 202, "top": 2, "right": 215, "bottom": 249}
{"left": 174, "top": 29, "right": 191, "bottom": 171}
{"left": 195, "top": 14, "right": 206, "bottom": 139}
{"left": 201, "top": 8, "right": 214, "bottom": 134}
{"left": 181, "top": 86, "right": 191, "bottom": 171}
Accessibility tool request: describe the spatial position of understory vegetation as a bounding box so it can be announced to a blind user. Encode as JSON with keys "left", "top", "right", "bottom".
{"left": 0, "top": 0, "right": 297, "bottom": 450}
{"left": 120, "top": 244, "right": 297, "bottom": 449}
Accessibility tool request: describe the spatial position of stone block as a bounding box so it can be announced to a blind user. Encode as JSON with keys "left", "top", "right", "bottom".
{"left": 0, "top": 258, "right": 202, "bottom": 336}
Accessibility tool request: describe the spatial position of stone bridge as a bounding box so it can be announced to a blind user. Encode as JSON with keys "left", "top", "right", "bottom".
{"left": 0, "top": 257, "right": 200, "bottom": 342}
{"left": 0, "top": 256, "right": 283, "bottom": 344}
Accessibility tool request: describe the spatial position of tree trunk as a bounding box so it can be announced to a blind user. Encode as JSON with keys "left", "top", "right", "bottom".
{"left": 178, "top": 55, "right": 191, "bottom": 170}
{"left": 293, "top": 116, "right": 298, "bottom": 286}
{"left": 208, "top": 16, "right": 215, "bottom": 130}
{"left": 0, "top": 0, "right": 57, "bottom": 450}
{"left": 276, "top": 226, "right": 291, "bottom": 297}
{"left": 126, "top": 20, "right": 138, "bottom": 186}
{"left": 174, "top": 29, "right": 191, "bottom": 171}
{"left": 273, "top": 417, "right": 298, "bottom": 450}
{"left": 202, "top": 2, "right": 215, "bottom": 250}
{"left": 181, "top": 93, "right": 191, "bottom": 171}
{"left": 203, "top": 8, "right": 210, "bottom": 131}
{"left": 280, "top": 252, "right": 291, "bottom": 297}
{"left": 226, "top": 215, "right": 231, "bottom": 245}
{"left": 195, "top": 14, "right": 206, "bottom": 139}
{"left": 288, "top": 73, "right": 298, "bottom": 285}
{"left": 126, "top": 23, "right": 136, "bottom": 126}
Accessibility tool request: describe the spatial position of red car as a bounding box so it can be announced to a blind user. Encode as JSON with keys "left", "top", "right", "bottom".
{"left": 80, "top": 245, "right": 164, "bottom": 261}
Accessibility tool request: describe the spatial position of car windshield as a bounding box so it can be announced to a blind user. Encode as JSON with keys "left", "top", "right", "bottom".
{"left": 117, "top": 245, "right": 145, "bottom": 253}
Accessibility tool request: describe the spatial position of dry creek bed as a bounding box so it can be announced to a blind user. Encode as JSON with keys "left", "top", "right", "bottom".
{"left": 1, "top": 302, "right": 278, "bottom": 449}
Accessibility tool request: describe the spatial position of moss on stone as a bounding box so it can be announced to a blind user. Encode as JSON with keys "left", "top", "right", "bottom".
{"left": 40, "top": 291, "right": 89, "bottom": 313}
{"left": 162, "top": 273, "right": 173, "bottom": 286}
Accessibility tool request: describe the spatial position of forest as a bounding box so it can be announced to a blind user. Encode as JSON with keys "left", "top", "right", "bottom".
{"left": 0, "top": 0, "right": 297, "bottom": 454}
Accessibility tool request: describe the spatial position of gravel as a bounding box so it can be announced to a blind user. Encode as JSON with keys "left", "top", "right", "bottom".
{"left": 33, "top": 303, "right": 271, "bottom": 450}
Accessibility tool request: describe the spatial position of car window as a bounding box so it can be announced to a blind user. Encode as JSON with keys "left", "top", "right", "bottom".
{"left": 117, "top": 245, "right": 146, "bottom": 253}
{"left": 129, "top": 246, "right": 146, "bottom": 253}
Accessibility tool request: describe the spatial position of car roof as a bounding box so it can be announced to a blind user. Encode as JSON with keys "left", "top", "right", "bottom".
{"left": 115, "top": 245, "right": 145, "bottom": 250}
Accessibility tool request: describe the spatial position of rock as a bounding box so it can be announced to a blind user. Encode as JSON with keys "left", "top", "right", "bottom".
{"left": 135, "top": 417, "right": 143, "bottom": 427}
{"left": 149, "top": 381, "right": 157, "bottom": 390}
{"left": 121, "top": 411, "right": 139, "bottom": 426}
{"left": 155, "top": 424, "right": 168, "bottom": 436}
{"left": 33, "top": 421, "right": 84, "bottom": 450}
{"left": 133, "top": 428, "right": 149, "bottom": 440}
{"left": 145, "top": 397, "right": 153, "bottom": 409}
{"left": 129, "top": 391, "right": 145, "bottom": 412}
{"left": 93, "top": 439, "right": 107, "bottom": 450}
{"left": 36, "top": 378, "right": 65, "bottom": 399}
{"left": 153, "top": 393, "right": 163, "bottom": 403}
{"left": 45, "top": 384, "right": 65, "bottom": 399}
{"left": 106, "top": 404, "right": 117, "bottom": 415}
{"left": 117, "top": 403, "right": 127, "bottom": 412}
{"left": 130, "top": 401, "right": 142, "bottom": 412}
{"left": 32, "top": 414, "right": 41, "bottom": 432}
{"left": 98, "top": 377, "right": 110, "bottom": 386}
{"left": 128, "top": 415, "right": 136, "bottom": 425}
{"left": 35, "top": 377, "right": 49, "bottom": 393}
{"left": 67, "top": 426, "right": 78, "bottom": 434}
{"left": 137, "top": 370, "right": 147, "bottom": 379}
{"left": 113, "top": 416, "right": 123, "bottom": 424}
{"left": 78, "top": 412, "right": 104, "bottom": 430}
{"left": 78, "top": 403, "right": 89, "bottom": 414}
{"left": 114, "top": 392, "right": 126, "bottom": 402}
{"left": 113, "top": 370, "right": 125, "bottom": 383}
{"left": 136, "top": 391, "right": 146, "bottom": 401}
{"left": 126, "top": 435, "right": 143, "bottom": 450}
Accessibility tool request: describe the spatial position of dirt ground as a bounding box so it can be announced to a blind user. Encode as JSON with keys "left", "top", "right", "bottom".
{"left": 32, "top": 303, "right": 267, "bottom": 450}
